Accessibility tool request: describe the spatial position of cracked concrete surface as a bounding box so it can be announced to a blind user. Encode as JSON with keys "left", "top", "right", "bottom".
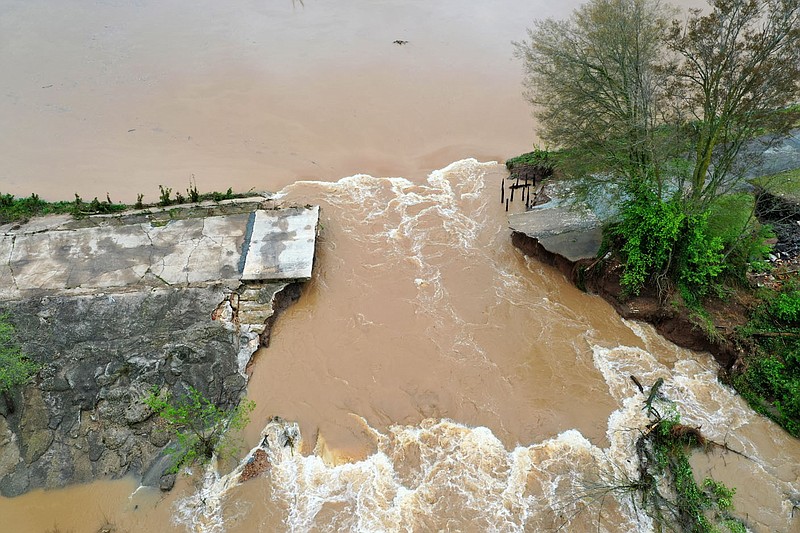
{"left": 0, "top": 206, "right": 319, "bottom": 299}
{"left": 0, "top": 204, "right": 318, "bottom": 495}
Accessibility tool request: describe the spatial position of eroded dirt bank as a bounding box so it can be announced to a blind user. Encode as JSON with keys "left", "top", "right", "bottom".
{"left": 511, "top": 231, "right": 742, "bottom": 370}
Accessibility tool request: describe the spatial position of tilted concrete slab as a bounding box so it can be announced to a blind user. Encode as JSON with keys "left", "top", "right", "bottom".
{"left": 242, "top": 206, "right": 319, "bottom": 281}
{"left": 1, "top": 206, "right": 319, "bottom": 298}
{"left": 509, "top": 204, "right": 602, "bottom": 262}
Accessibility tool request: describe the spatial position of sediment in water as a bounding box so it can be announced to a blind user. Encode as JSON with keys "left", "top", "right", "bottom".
{"left": 510, "top": 230, "right": 742, "bottom": 370}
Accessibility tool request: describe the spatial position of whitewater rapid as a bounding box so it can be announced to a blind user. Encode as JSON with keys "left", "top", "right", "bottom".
{"left": 171, "top": 160, "right": 800, "bottom": 532}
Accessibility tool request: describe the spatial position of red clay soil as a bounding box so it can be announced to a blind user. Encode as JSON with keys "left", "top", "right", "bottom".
{"left": 239, "top": 448, "right": 270, "bottom": 483}
{"left": 511, "top": 231, "right": 745, "bottom": 370}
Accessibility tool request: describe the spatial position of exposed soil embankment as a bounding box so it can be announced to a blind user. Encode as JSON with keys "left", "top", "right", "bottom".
{"left": 511, "top": 231, "right": 742, "bottom": 370}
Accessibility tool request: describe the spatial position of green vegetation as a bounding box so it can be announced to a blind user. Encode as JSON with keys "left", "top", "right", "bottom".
{"left": 155, "top": 184, "right": 239, "bottom": 207}
{"left": 753, "top": 168, "right": 800, "bottom": 201}
{"left": 577, "top": 380, "right": 745, "bottom": 531}
{"left": 636, "top": 411, "right": 743, "bottom": 532}
{"left": 0, "top": 313, "right": 39, "bottom": 411}
{"left": 516, "top": 0, "right": 800, "bottom": 302}
{"left": 505, "top": 148, "right": 554, "bottom": 172}
{"left": 632, "top": 380, "right": 745, "bottom": 532}
{"left": 158, "top": 185, "right": 173, "bottom": 207}
{"left": 1, "top": 183, "right": 252, "bottom": 224}
{"left": 604, "top": 190, "right": 724, "bottom": 299}
{"left": 733, "top": 286, "right": 800, "bottom": 436}
{"left": 145, "top": 385, "right": 255, "bottom": 472}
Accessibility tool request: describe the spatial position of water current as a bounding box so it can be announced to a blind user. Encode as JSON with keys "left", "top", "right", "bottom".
{"left": 1, "top": 1, "right": 800, "bottom": 532}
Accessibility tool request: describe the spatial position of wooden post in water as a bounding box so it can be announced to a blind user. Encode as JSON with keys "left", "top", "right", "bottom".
{"left": 500, "top": 180, "right": 505, "bottom": 204}
{"left": 505, "top": 198, "right": 509, "bottom": 212}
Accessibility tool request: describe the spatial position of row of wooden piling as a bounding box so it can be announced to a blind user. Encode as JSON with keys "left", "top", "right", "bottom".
{"left": 501, "top": 174, "right": 536, "bottom": 211}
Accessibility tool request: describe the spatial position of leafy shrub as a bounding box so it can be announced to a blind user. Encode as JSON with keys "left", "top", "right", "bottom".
{"left": 145, "top": 386, "right": 255, "bottom": 472}
{"left": 505, "top": 147, "right": 554, "bottom": 171}
{"left": 158, "top": 185, "right": 173, "bottom": 207}
{"left": 677, "top": 211, "right": 724, "bottom": 298}
{"left": 707, "top": 193, "right": 773, "bottom": 279}
{"left": 769, "top": 290, "right": 800, "bottom": 323}
{"left": 608, "top": 193, "right": 683, "bottom": 294}
{"left": 0, "top": 193, "right": 76, "bottom": 223}
{"left": 188, "top": 177, "right": 200, "bottom": 203}
{"left": 735, "top": 353, "right": 800, "bottom": 437}
{"left": 0, "top": 313, "right": 40, "bottom": 402}
{"left": 606, "top": 190, "right": 724, "bottom": 299}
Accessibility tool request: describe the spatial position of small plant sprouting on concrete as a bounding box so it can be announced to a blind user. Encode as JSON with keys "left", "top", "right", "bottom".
{"left": 145, "top": 385, "right": 255, "bottom": 473}
{"left": 188, "top": 175, "right": 200, "bottom": 203}
{"left": 1, "top": 183, "right": 251, "bottom": 224}
{"left": 158, "top": 185, "right": 173, "bottom": 207}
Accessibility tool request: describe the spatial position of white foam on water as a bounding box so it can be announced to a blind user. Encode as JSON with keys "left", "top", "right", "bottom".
{"left": 593, "top": 321, "right": 800, "bottom": 531}
{"left": 263, "top": 418, "right": 648, "bottom": 533}
{"left": 274, "top": 159, "right": 546, "bottom": 365}
{"left": 174, "top": 415, "right": 657, "bottom": 532}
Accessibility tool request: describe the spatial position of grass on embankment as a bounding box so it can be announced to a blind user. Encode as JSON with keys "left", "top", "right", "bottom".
{"left": 752, "top": 168, "right": 800, "bottom": 201}
{"left": 0, "top": 185, "right": 253, "bottom": 225}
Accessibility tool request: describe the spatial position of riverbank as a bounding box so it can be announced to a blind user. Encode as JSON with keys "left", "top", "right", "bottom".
{"left": 511, "top": 230, "right": 745, "bottom": 368}
{"left": 508, "top": 153, "right": 800, "bottom": 438}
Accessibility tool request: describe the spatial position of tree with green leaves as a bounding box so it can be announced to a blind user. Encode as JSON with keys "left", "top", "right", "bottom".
{"left": 0, "top": 313, "right": 39, "bottom": 413}
{"left": 515, "top": 0, "right": 800, "bottom": 297}
{"left": 514, "top": 0, "right": 679, "bottom": 199}
{"left": 666, "top": 0, "right": 800, "bottom": 212}
{"left": 145, "top": 385, "right": 255, "bottom": 472}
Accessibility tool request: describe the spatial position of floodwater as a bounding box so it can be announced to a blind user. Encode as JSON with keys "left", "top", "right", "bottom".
{"left": 1, "top": 1, "right": 799, "bottom": 532}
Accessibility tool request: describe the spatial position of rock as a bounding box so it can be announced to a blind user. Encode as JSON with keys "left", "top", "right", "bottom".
{"left": 509, "top": 204, "right": 603, "bottom": 263}
{"left": 87, "top": 431, "right": 105, "bottom": 462}
{"left": 148, "top": 428, "right": 171, "bottom": 448}
{"left": 141, "top": 447, "right": 182, "bottom": 488}
{"left": 159, "top": 473, "right": 177, "bottom": 491}
{"left": 103, "top": 427, "right": 131, "bottom": 450}
{"left": 0, "top": 286, "right": 245, "bottom": 494}
{"left": 124, "top": 401, "right": 153, "bottom": 425}
{"left": 0, "top": 418, "right": 21, "bottom": 478}
{"left": 0, "top": 462, "right": 31, "bottom": 497}
{"left": 22, "top": 429, "right": 53, "bottom": 464}
{"left": 239, "top": 448, "right": 270, "bottom": 482}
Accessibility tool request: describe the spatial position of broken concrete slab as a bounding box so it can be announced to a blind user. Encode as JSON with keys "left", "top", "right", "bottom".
{"left": 509, "top": 204, "right": 602, "bottom": 262}
{"left": 1, "top": 206, "right": 319, "bottom": 298}
{"left": 242, "top": 206, "right": 319, "bottom": 281}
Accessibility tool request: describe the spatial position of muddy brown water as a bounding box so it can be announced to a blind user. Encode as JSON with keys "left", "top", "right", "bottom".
{"left": 1, "top": 1, "right": 799, "bottom": 532}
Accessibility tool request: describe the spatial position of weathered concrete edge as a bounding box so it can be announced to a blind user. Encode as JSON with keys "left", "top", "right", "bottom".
{"left": 510, "top": 230, "right": 740, "bottom": 370}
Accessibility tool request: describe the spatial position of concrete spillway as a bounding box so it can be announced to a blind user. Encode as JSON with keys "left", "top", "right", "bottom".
{"left": 0, "top": 202, "right": 320, "bottom": 299}
{"left": 0, "top": 200, "right": 320, "bottom": 496}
